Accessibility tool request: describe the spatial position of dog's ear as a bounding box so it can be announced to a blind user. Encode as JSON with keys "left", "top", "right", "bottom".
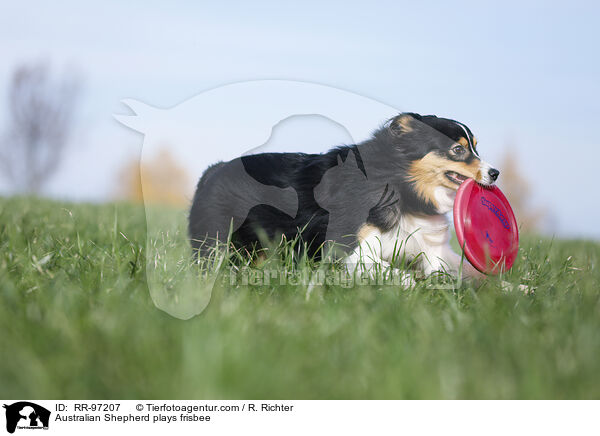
{"left": 390, "top": 113, "right": 421, "bottom": 135}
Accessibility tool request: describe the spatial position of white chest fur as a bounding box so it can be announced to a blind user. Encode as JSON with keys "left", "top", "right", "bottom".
{"left": 433, "top": 186, "right": 457, "bottom": 214}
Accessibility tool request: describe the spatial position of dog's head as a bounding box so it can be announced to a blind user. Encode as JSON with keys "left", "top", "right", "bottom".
{"left": 387, "top": 113, "right": 498, "bottom": 213}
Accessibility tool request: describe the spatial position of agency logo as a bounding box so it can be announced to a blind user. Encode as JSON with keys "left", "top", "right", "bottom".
{"left": 3, "top": 402, "right": 50, "bottom": 434}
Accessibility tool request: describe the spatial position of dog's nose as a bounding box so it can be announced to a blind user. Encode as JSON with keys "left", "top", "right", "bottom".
{"left": 488, "top": 168, "right": 499, "bottom": 181}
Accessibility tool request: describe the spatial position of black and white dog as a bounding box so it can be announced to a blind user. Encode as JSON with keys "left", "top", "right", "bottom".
{"left": 189, "top": 113, "right": 498, "bottom": 280}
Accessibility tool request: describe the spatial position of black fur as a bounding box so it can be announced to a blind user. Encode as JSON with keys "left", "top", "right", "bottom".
{"left": 188, "top": 113, "right": 478, "bottom": 258}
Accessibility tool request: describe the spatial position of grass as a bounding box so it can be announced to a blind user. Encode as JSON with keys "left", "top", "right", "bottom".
{"left": 1, "top": 195, "right": 599, "bottom": 399}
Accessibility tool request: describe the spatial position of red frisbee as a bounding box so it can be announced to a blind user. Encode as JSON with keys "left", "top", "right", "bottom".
{"left": 453, "top": 178, "right": 519, "bottom": 275}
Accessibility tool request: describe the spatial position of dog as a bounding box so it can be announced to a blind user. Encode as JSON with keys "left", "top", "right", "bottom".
{"left": 188, "top": 113, "right": 498, "bottom": 281}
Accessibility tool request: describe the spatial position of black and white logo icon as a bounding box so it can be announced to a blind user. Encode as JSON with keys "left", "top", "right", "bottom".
{"left": 3, "top": 402, "right": 50, "bottom": 434}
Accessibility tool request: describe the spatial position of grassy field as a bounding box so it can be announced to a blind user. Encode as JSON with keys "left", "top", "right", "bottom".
{"left": 1, "top": 195, "right": 599, "bottom": 399}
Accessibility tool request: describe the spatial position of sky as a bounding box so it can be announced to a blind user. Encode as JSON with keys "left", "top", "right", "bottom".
{"left": 0, "top": 0, "right": 599, "bottom": 238}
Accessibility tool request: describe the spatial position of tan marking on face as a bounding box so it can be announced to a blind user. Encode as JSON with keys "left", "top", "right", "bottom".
{"left": 395, "top": 115, "right": 413, "bottom": 133}
{"left": 473, "top": 136, "right": 477, "bottom": 146}
{"left": 407, "top": 152, "right": 482, "bottom": 205}
{"left": 457, "top": 137, "right": 469, "bottom": 147}
{"left": 357, "top": 224, "right": 377, "bottom": 242}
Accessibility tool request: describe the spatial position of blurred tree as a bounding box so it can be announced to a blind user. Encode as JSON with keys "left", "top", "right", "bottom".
{"left": 498, "top": 146, "right": 548, "bottom": 233}
{"left": 117, "top": 148, "right": 191, "bottom": 207}
{"left": 0, "top": 63, "right": 81, "bottom": 193}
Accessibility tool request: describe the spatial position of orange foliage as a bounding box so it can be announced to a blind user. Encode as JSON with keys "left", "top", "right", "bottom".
{"left": 117, "top": 148, "right": 191, "bottom": 207}
{"left": 498, "top": 146, "right": 547, "bottom": 233}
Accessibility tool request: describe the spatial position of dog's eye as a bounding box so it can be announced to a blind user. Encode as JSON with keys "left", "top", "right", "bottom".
{"left": 452, "top": 145, "right": 466, "bottom": 155}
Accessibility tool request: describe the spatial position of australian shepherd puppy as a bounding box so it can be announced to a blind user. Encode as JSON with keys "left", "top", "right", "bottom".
{"left": 189, "top": 113, "right": 499, "bottom": 280}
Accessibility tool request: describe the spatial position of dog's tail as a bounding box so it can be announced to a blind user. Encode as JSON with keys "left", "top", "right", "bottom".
{"left": 189, "top": 161, "right": 228, "bottom": 257}
{"left": 197, "top": 162, "right": 226, "bottom": 189}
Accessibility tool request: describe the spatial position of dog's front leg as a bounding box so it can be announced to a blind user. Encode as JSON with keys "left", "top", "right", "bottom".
{"left": 344, "top": 235, "right": 391, "bottom": 277}
{"left": 344, "top": 229, "right": 415, "bottom": 287}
